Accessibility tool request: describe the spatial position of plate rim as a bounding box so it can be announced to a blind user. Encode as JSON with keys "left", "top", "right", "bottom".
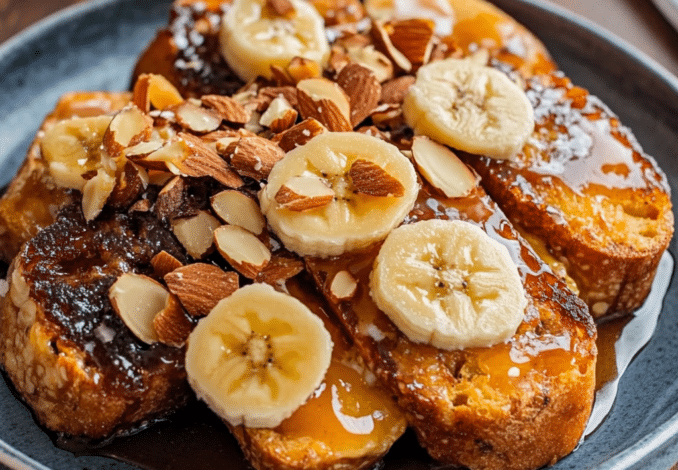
{"left": 0, "top": 0, "right": 677, "bottom": 469}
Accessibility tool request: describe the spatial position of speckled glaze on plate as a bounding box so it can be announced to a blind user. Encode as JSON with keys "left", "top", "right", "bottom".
{"left": 0, "top": 0, "right": 676, "bottom": 469}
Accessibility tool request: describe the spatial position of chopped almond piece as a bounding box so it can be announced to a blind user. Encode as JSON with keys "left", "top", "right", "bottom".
{"left": 330, "top": 270, "right": 357, "bottom": 300}
{"left": 256, "top": 255, "right": 305, "bottom": 285}
{"left": 201, "top": 94, "right": 251, "bottom": 124}
{"left": 153, "top": 294, "right": 193, "bottom": 347}
{"left": 349, "top": 159, "right": 405, "bottom": 197}
{"left": 171, "top": 133, "right": 244, "bottom": 188}
{"left": 371, "top": 21, "right": 412, "bottom": 72}
{"left": 133, "top": 73, "right": 184, "bottom": 111}
{"left": 214, "top": 225, "right": 271, "bottom": 279}
{"left": 82, "top": 170, "right": 116, "bottom": 221}
{"left": 164, "top": 263, "right": 239, "bottom": 317}
{"left": 170, "top": 101, "right": 222, "bottom": 133}
{"left": 387, "top": 19, "right": 435, "bottom": 66}
{"left": 155, "top": 176, "right": 185, "bottom": 221}
{"left": 296, "top": 78, "right": 352, "bottom": 131}
{"left": 346, "top": 45, "right": 394, "bottom": 83}
{"left": 259, "top": 96, "right": 298, "bottom": 133}
{"left": 128, "top": 199, "right": 152, "bottom": 213}
{"left": 211, "top": 190, "right": 266, "bottom": 235}
{"left": 109, "top": 273, "right": 169, "bottom": 344}
{"left": 151, "top": 250, "right": 184, "bottom": 278}
{"left": 103, "top": 105, "right": 153, "bottom": 157}
{"left": 224, "top": 136, "right": 286, "bottom": 181}
{"left": 266, "top": 0, "right": 295, "bottom": 17}
{"left": 272, "top": 118, "right": 327, "bottom": 152}
{"left": 286, "top": 57, "right": 322, "bottom": 83}
{"left": 336, "top": 63, "right": 382, "bottom": 127}
{"left": 133, "top": 138, "right": 191, "bottom": 171}
{"left": 275, "top": 175, "right": 335, "bottom": 211}
{"left": 109, "top": 162, "right": 149, "bottom": 210}
{"left": 172, "top": 210, "right": 221, "bottom": 259}
{"left": 380, "top": 75, "right": 416, "bottom": 104}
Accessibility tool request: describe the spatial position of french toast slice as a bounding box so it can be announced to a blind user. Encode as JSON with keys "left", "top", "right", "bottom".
{"left": 460, "top": 73, "right": 674, "bottom": 318}
{"left": 305, "top": 179, "right": 597, "bottom": 470}
{"left": 0, "top": 92, "right": 131, "bottom": 262}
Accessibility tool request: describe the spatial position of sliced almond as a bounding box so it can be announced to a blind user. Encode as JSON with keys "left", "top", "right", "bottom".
{"left": 271, "top": 118, "right": 327, "bottom": 152}
{"left": 336, "top": 63, "right": 382, "bottom": 127}
{"left": 411, "top": 136, "right": 479, "bottom": 198}
{"left": 346, "top": 45, "right": 394, "bottom": 83}
{"left": 164, "top": 263, "right": 239, "bottom": 317}
{"left": 387, "top": 19, "right": 435, "bottom": 66}
{"left": 171, "top": 133, "right": 244, "bottom": 188}
{"left": 296, "top": 78, "right": 352, "bottom": 132}
{"left": 275, "top": 175, "right": 335, "bottom": 211}
{"left": 286, "top": 57, "right": 322, "bottom": 83}
{"left": 201, "top": 94, "right": 251, "bottom": 124}
{"left": 133, "top": 73, "right": 184, "bottom": 112}
{"left": 170, "top": 101, "right": 222, "bottom": 133}
{"left": 82, "top": 169, "right": 116, "bottom": 221}
{"left": 330, "top": 270, "right": 357, "bottom": 300}
{"left": 109, "top": 161, "right": 149, "bottom": 210}
{"left": 259, "top": 96, "right": 298, "bottom": 133}
{"left": 211, "top": 190, "right": 266, "bottom": 235}
{"left": 256, "top": 255, "right": 305, "bottom": 285}
{"left": 371, "top": 21, "right": 412, "bottom": 72}
{"left": 172, "top": 210, "right": 222, "bottom": 259}
{"left": 103, "top": 105, "right": 153, "bottom": 157}
{"left": 109, "top": 273, "right": 169, "bottom": 344}
{"left": 151, "top": 250, "right": 184, "bottom": 278}
{"left": 214, "top": 225, "right": 271, "bottom": 279}
{"left": 125, "top": 140, "right": 164, "bottom": 161}
{"left": 349, "top": 159, "right": 405, "bottom": 197}
{"left": 133, "top": 138, "right": 191, "bottom": 171}
{"left": 380, "top": 75, "right": 416, "bottom": 104}
{"left": 152, "top": 295, "right": 194, "bottom": 347}
{"left": 224, "top": 136, "right": 286, "bottom": 181}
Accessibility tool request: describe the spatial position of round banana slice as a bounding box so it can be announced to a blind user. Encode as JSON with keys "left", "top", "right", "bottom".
{"left": 259, "top": 132, "right": 419, "bottom": 257}
{"left": 41, "top": 115, "right": 114, "bottom": 190}
{"left": 370, "top": 219, "right": 527, "bottom": 350}
{"left": 402, "top": 57, "right": 534, "bottom": 159}
{"left": 220, "top": 0, "right": 330, "bottom": 82}
{"left": 186, "top": 283, "right": 333, "bottom": 428}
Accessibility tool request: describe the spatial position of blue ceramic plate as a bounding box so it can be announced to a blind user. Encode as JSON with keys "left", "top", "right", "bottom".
{"left": 653, "top": 0, "right": 678, "bottom": 33}
{"left": 0, "top": 0, "right": 676, "bottom": 469}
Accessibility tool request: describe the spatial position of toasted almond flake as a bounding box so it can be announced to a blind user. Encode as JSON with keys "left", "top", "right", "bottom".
{"left": 103, "top": 105, "right": 153, "bottom": 158}
{"left": 152, "top": 294, "right": 193, "bottom": 348}
{"left": 128, "top": 199, "right": 152, "bottom": 213}
{"left": 125, "top": 140, "right": 164, "bottom": 160}
{"left": 151, "top": 250, "right": 184, "bottom": 278}
{"left": 296, "top": 78, "right": 352, "bottom": 131}
{"left": 211, "top": 190, "right": 266, "bottom": 235}
{"left": 257, "top": 86, "right": 299, "bottom": 111}
{"left": 275, "top": 175, "right": 335, "bottom": 211}
{"left": 371, "top": 20, "right": 412, "bottom": 72}
{"left": 336, "top": 63, "right": 382, "bottom": 127}
{"left": 132, "top": 138, "right": 191, "bottom": 171}
{"left": 271, "top": 118, "right": 327, "bottom": 152}
{"left": 255, "top": 255, "right": 305, "bottom": 285}
{"left": 387, "top": 18, "right": 435, "bottom": 66}
{"left": 411, "top": 137, "right": 479, "bottom": 198}
{"left": 172, "top": 210, "right": 221, "bottom": 259}
{"left": 173, "top": 133, "right": 244, "bottom": 188}
{"left": 164, "top": 263, "right": 239, "bottom": 317}
{"left": 201, "top": 94, "right": 251, "bottom": 124}
{"left": 349, "top": 159, "right": 405, "bottom": 197}
{"left": 225, "top": 136, "right": 286, "bottom": 181}
{"left": 109, "top": 273, "right": 168, "bottom": 344}
{"left": 82, "top": 169, "right": 116, "bottom": 221}
{"left": 170, "top": 101, "right": 222, "bottom": 133}
{"left": 330, "top": 270, "right": 357, "bottom": 300}
{"left": 214, "top": 225, "right": 271, "bottom": 279}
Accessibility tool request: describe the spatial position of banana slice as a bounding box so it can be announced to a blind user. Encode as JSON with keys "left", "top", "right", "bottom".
{"left": 185, "top": 283, "right": 333, "bottom": 428}
{"left": 259, "top": 132, "right": 418, "bottom": 257}
{"left": 40, "top": 115, "right": 114, "bottom": 190}
{"left": 370, "top": 219, "right": 526, "bottom": 350}
{"left": 220, "top": 0, "right": 330, "bottom": 82}
{"left": 402, "top": 57, "right": 534, "bottom": 159}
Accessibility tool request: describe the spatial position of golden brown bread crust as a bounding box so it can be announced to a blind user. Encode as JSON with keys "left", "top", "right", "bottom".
{"left": 0, "top": 91, "right": 131, "bottom": 263}
{"left": 0, "top": 206, "right": 191, "bottom": 438}
{"left": 461, "top": 73, "right": 674, "bottom": 318}
{"left": 306, "top": 182, "right": 597, "bottom": 470}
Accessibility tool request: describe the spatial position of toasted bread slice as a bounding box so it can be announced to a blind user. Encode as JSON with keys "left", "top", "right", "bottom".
{"left": 0, "top": 92, "right": 131, "bottom": 262}
{"left": 461, "top": 73, "right": 674, "bottom": 318}
{"left": 305, "top": 180, "right": 597, "bottom": 470}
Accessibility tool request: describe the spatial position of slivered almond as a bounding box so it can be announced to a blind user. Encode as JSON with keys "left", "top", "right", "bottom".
{"left": 109, "top": 273, "right": 169, "bottom": 344}
{"left": 164, "top": 263, "right": 239, "bottom": 317}
{"left": 103, "top": 105, "right": 153, "bottom": 157}
{"left": 153, "top": 295, "right": 193, "bottom": 347}
{"left": 133, "top": 73, "right": 184, "bottom": 112}
{"left": 224, "top": 136, "right": 286, "bottom": 181}
{"left": 271, "top": 118, "right": 327, "bottom": 152}
{"left": 259, "top": 96, "right": 298, "bottom": 133}
{"left": 349, "top": 159, "right": 405, "bottom": 197}
{"left": 275, "top": 175, "right": 335, "bottom": 211}
{"left": 172, "top": 210, "right": 221, "bottom": 259}
{"left": 155, "top": 176, "right": 185, "bottom": 221}
{"left": 170, "top": 101, "right": 222, "bottom": 133}
{"left": 346, "top": 45, "right": 394, "bottom": 83}
{"left": 82, "top": 170, "right": 116, "bottom": 221}
{"left": 109, "top": 161, "right": 149, "bottom": 209}
{"left": 201, "top": 94, "right": 251, "bottom": 124}
{"left": 336, "top": 63, "right": 382, "bottom": 127}
{"left": 387, "top": 19, "right": 435, "bottom": 66}
{"left": 214, "top": 225, "right": 271, "bottom": 279}
{"left": 286, "top": 57, "right": 322, "bottom": 83}
{"left": 211, "top": 190, "right": 266, "bottom": 235}
{"left": 256, "top": 255, "right": 305, "bottom": 285}
{"left": 330, "top": 270, "right": 357, "bottom": 300}
{"left": 371, "top": 21, "right": 412, "bottom": 72}
{"left": 380, "top": 75, "right": 416, "bottom": 104}
{"left": 171, "top": 133, "right": 244, "bottom": 188}
{"left": 296, "top": 78, "right": 352, "bottom": 132}
{"left": 151, "top": 250, "right": 184, "bottom": 278}
{"left": 411, "top": 136, "right": 478, "bottom": 198}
